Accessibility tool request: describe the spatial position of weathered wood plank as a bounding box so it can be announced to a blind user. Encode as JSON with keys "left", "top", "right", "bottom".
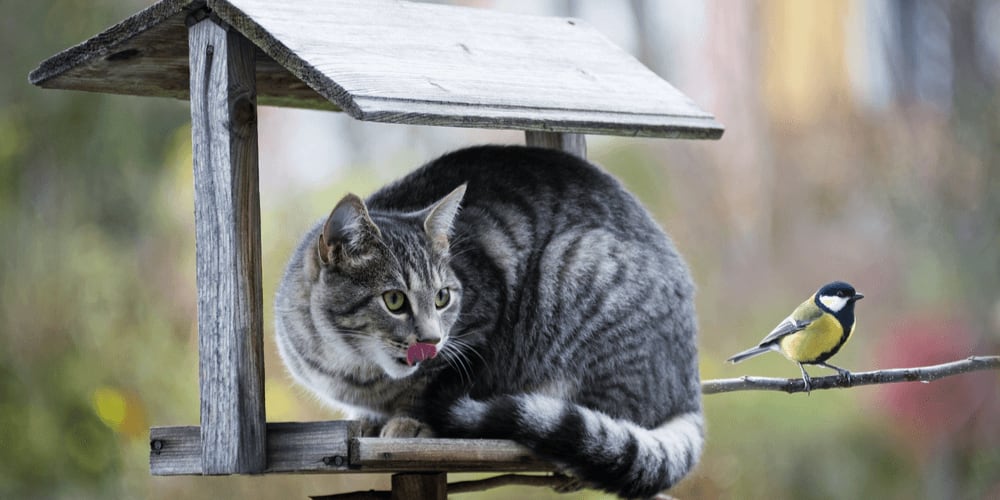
{"left": 218, "top": 0, "right": 722, "bottom": 137}
{"left": 525, "top": 131, "right": 587, "bottom": 158}
{"left": 150, "top": 421, "right": 359, "bottom": 475}
{"left": 391, "top": 473, "right": 447, "bottom": 500}
{"left": 150, "top": 426, "right": 203, "bottom": 475}
{"left": 268, "top": 420, "right": 359, "bottom": 472}
{"left": 150, "top": 421, "right": 553, "bottom": 475}
{"left": 28, "top": 0, "right": 334, "bottom": 110}
{"left": 188, "top": 17, "right": 266, "bottom": 475}
{"left": 350, "top": 438, "right": 555, "bottom": 473}
{"left": 30, "top": 0, "right": 723, "bottom": 138}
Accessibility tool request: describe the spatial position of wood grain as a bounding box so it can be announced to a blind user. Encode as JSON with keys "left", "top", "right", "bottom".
{"left": 390, "top": 473, "right": 447, "bottom": 500}
{"left": 30, "top": 0, "right": 723, "bottom": 138}
{"left": 188, "top": 17, "right": 266, "bottom": 475}
{"left": 151, "top": 421, "right": 554, "bottom": 475}
{"left": 150, "top": 421, "right": 360, "bottom": 475}
{"left": 150, "top": 425, "right": 203, "bottom": 475}
{"left": 350, "top": 438, "right": 555, "bottom": 472}
{"left": 28, "top": 0, "right": 333, "bottom": 110}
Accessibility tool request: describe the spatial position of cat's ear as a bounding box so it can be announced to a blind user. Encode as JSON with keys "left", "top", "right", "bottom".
{"left": 317, "top": 193, "right": 381, "bottom": 267}
{"left": 423, "top": 183, "right": 467, "bottom": 254}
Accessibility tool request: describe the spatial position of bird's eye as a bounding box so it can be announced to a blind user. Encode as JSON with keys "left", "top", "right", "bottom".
{"left": 382, "top": 290, "right": 407, "bottom": 313}
{"left": 434, "top": 287, "right": 451, "bottom": 309}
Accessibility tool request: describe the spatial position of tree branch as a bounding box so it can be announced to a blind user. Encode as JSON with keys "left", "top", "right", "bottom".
{"left": 447, "top": 473, "right": 579, "bottom": 495}
{"left": 701, "top": 355, "right": 1000, "bottom": 395}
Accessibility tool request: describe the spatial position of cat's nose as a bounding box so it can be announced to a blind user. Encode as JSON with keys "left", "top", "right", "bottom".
{"left": 413, "top": 325, "right": 442, "bottom": 345}
{"left": 412, "top": 318, "right": 443, "bottom": 346}
{"left": 415, "top": 332, "right": 441, "bottom": 345}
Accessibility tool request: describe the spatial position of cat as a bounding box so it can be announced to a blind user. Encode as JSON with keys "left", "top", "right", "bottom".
{"left": 274, "top": 145, "right": 703, "bottom": 498}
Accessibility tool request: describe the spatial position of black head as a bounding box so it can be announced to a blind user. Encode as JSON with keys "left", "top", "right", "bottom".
{"left": 815, "top": 281, "right": 864, "bottom": 313}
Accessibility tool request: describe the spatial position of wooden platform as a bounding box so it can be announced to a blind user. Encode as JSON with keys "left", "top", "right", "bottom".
{"left": 150, "top": 421, "right": 554, "bottom": 475}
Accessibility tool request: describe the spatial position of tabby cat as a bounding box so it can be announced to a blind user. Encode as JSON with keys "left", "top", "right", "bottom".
{"left": 274, "top": 145, "right": 702, "bottom": 498}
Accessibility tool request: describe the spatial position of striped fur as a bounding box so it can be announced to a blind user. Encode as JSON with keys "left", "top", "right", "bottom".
{"left": 275, "top": 146, "right": 702, "bottom": 497}
{"left": 437, "top": 395, "right": 704, "bottom": 498}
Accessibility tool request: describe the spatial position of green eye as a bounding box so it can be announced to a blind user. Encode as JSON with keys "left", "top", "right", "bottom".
{"left": 434, "top": 288, "right": 451, "bottom": 309}
{"left": 382, "top": 290, "right": 407, "bottom": 313}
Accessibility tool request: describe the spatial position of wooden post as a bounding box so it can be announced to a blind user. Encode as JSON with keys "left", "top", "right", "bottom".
{"left": 524, "top": 131, "right": 587, "bottom": 159}
{"left": 188, "top": 12, "right": 266, "bottom": 474}
{"left": 391, "top": 473, "right": 447, "bottom": 500}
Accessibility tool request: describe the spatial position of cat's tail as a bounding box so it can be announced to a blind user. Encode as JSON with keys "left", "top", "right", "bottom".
{"left": 434, "top": 394, "right": 703, "bottom": 499}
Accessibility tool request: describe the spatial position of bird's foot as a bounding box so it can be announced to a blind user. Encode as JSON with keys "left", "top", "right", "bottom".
{"left": 821, "top": 362, "right": 853, "bottom": 387}
{"left": 798, "top": 364, "right": 813, "bottom": 394}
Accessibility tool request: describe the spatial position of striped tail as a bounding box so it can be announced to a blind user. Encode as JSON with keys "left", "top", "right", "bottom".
{"left": 435, "top": 394, "right": 704, "bottom": 499}
{"left": 726, "top": 345, "right": 770, "bottom": 364}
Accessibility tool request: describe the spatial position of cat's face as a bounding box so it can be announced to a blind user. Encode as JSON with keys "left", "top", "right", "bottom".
{"left": 308, "top": 187, "right": 466, "bottom": 379}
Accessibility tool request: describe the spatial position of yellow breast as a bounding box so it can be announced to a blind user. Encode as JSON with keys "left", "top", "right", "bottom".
{"left": 777, "top": 313, "right": 844, "bottom": 363}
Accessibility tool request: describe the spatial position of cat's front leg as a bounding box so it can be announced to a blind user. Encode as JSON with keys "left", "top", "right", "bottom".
{"left": 380, "top": 415, "right": 435, "bottom": 438}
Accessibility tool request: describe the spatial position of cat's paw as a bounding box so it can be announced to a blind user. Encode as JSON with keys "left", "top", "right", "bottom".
{"left": 357, "top": 417, "right": 383, "bottom": 437}
{"left": 380, "top": 416, "right": 435, "bottom": 438}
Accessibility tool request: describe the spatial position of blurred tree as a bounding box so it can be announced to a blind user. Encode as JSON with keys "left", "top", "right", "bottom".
{"left": 0, "top": 0, "right": 192, "bottom": 497}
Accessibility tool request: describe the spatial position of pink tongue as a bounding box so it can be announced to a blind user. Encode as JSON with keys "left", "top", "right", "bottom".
{"left": 406, "top": 343, "right": 438, "bottom": 366}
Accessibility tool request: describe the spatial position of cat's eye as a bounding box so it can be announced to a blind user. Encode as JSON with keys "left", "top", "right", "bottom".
{"left": 382, "top": 290, "right": 407, "bottom": 313}
{"left": 434, "top": 288, "right": 451, "bottom": 309}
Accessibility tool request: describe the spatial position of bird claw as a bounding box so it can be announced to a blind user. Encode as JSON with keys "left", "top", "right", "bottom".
{"left": 798, "top": 364, "right": 812, "bottom": 394}
{"left": 821, "top": 362, "right": 853, "bottom": 387}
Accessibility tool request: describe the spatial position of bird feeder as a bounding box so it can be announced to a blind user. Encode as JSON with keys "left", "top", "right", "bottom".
{"left": 30, "top": 0, "right": 722, "bottom": 496}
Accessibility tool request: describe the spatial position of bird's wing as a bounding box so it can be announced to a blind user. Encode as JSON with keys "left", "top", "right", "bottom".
{"left": 757, "top": 297, "right": 824, "bottom": 346}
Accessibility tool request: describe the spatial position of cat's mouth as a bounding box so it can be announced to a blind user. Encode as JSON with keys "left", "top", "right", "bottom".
{"left": 391, "top": 343, "right": 439, "bottom": 367}
{"left": 406, "top": 343, "right": 438, "bottom": 366}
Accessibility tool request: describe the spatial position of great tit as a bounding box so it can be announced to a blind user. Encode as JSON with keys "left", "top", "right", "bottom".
{"left": 727, "top": 281, "right": 864, "bottom": 392}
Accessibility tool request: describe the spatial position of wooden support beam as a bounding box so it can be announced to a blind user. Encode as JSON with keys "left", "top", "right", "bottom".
{"left": 350, "top": 438, "right": 553, "bottom": 472}
{"left": 391, "top": 473, "right": 447, "bottom": 500}
{"left": 151, "top": 421, "right": 359, "bottom": 475}
{"left": 525, "top": 131, "right": 587, "bottom": 158}
{"left": 150, "top": 421, "right": 553, "bottom": 475}
{"left": 187, "top": 13, "right": 266, "bottom": 474}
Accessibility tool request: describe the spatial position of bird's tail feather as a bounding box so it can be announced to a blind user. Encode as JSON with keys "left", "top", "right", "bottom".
{"left": 726, "top": 346, "right": 769, "bottom": 364}
{"left": 434, "top": 394, "right": 703, "bottom": 499}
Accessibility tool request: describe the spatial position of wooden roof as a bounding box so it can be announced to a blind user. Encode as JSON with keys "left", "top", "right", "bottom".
{"left": 30, "top": 0, "right": 723, "bottom": 139}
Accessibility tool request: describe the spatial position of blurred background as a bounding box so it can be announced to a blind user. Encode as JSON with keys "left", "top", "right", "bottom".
{"left": 2, "top": 0, "right": 998, "bottom": 498}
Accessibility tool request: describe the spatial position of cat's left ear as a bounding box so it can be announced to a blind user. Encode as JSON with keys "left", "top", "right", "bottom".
{"left": 318, "top": 193, "right": 382, "bottom": 267}
{"left": 423, "top": 183, "right": 467, "bottom": 254}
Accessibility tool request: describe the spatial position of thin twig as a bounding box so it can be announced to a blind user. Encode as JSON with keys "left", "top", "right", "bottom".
{"left": 448, "top": 473, "right": 579, "bottom": 494}
{"left": 702, "top": 355, "right": 1000, "bottom": 395}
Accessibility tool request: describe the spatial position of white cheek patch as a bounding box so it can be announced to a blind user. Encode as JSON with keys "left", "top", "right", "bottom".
{"left": 819, "top": 295, "right": 849, "bottom": 312}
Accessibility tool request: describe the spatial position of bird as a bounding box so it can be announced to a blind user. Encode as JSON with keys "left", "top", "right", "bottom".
{"left": 727, "top": 281, "right": 864, "bottom": 392}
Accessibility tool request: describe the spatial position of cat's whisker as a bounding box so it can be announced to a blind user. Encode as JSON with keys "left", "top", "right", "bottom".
{"left": 444, "top": 337, "right": 486, "bottom": 366}
{"left": 444, "top": 345, "right": 476, "bottom": 384}
{"left": 440, "top": 349, "right": 472, "bottom": 384}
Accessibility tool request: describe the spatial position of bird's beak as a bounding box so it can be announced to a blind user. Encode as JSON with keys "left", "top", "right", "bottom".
{"left": 852, "top": 293, "right": 864, "bottom": 301}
